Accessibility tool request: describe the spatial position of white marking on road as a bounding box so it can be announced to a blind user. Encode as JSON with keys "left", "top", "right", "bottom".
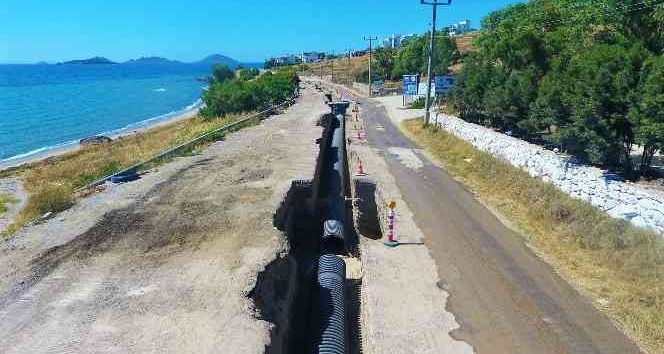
{"left": 387, "top": 147, "right": 424, "bottom": 170}
{"left": 375, "top": 125, "right": 385, "bottom": 131}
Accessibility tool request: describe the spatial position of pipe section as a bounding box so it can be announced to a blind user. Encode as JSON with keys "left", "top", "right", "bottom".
{"left": 316, "top": 254, "right": 347, "bottom": 354}
{"left": 322, "top": 102, "right": 350, "bottom": 243}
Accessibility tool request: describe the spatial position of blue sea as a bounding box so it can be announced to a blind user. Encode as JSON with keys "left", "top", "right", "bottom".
{"left": 0, "top": 63, "right": 216, "bottom": 163}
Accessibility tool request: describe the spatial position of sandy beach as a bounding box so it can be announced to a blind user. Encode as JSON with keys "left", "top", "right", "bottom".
{"left": 0, "top": 106, "right": 200, "bottom": 172}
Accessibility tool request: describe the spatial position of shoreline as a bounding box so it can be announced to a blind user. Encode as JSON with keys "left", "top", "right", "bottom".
{"left": 0, "top": 103, "right": 201, "bottom": 172}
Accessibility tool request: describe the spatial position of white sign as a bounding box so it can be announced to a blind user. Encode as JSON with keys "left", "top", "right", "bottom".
{"left": 417, "top": 82, "right": 436, "bottom": 98}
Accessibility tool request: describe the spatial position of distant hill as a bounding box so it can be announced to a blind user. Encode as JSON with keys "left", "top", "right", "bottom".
{"left": 198, "top": 54, "right": 240, "bottom": 68}
{"left": 124, "top": 56, "right": 182, "bottom": 65}
{"left": 59, "top": 57, "right": 117, "bottom": 65}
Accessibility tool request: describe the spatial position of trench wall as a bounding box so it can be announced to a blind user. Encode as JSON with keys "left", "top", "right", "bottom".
{"left": 432, "top": 113, "right": 664, "bottom": 235}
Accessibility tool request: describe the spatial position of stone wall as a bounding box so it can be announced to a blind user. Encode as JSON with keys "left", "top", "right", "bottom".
{"left": 433, "top": 113, "right": 664, "bottom": 235}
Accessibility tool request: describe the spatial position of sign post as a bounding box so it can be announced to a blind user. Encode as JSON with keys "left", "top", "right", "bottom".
{"left": 402, "top": 75, "right": 419, "bottom": 107}
{"left": 434, "top": 75, "right": 455, "bottom": 94}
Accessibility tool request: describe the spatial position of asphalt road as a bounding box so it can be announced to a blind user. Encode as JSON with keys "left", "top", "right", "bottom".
{"left": 358, "top": 97, "right": 642, "bottom": 354}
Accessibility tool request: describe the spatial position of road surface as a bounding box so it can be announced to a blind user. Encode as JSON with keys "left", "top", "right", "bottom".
{"left": 358, "top": 97, "right": 642, "bottom": 354}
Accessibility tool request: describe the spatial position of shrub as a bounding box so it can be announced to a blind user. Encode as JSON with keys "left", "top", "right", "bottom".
{"left": 201, "top": 67, "right": 298, "bottom": 119}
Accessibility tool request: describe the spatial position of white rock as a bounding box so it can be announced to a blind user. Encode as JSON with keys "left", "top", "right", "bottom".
{"left": 607, "top": 204, "right": 639, "bottom": 220}
{"left": 438, "top": 113, "right": 664, "bottom": 235}
{"left": 631, "top": 216, "right": 649, "bottom": 229}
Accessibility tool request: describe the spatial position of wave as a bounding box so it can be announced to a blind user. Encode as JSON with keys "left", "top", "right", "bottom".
{"left": 153, "top": 88, "right": 167, "bottom": 92}
{"left": 102, "top": 98, "right": 203, "bottom": 137}
{"left": 0, "top": 139, "right": 79, "bottom": 163}
{"left": 0, "top": 98, "right": 204, "bottom": 166}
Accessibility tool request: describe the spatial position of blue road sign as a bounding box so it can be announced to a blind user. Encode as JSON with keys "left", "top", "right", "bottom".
{"left": 403, "top": 75, "right": 419, "bottom": 96}
{"left": 434, "top": 75, "right": 455, "bottom": 94}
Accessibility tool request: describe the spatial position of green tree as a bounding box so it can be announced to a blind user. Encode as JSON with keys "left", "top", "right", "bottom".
{"left": 238, "top": 67, "right": 260, "bottom": 81}
{"left": 450, "top": 0, "right": 661, "bottom": 176}
{"left": 392, "top": 32, "right": 458, "bottom": 78}
{"left": 212, "top": 64, "right": 234, "bottom": 83}
{"left": 630, "top": 56, "right": 664, "bottom": 176}
{"left": 373, "top": 47, "right": 397, "bottom": 81}
{"left": 552, "top": 43, "right": 646, "bottom": 171}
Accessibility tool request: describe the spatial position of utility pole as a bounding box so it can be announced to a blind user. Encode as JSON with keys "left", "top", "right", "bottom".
{"left": 320, "top": 60, "right": 324, "bottom": 82}
{"left": 421, "top": 0, "right": 451, "bottom": 126}
{"left": 331, "top": 50, "right": 335, "bottom": 83}
{"left": 346, "top": 48, "right": 352, "bottom": 87}
{"left": 363, "top": 36, "right": 377, "bottom": 97}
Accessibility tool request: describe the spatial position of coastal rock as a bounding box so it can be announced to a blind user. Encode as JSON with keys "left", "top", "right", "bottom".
{"left": 80, "top": 135, "right": 112, "bottom": 145}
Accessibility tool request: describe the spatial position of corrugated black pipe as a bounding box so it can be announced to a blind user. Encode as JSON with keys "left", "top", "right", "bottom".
{"left": 316, "top": 254, "right": 347, "bottom": 354}
{"left": 323, "top": 102, "right": 349, "bottom": 243}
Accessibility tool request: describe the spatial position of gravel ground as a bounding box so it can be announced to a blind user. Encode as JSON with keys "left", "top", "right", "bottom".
{"left": 0, "top": 85, "right": 326, "bottom": 354}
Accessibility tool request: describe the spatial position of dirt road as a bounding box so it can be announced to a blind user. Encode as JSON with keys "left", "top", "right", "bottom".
{"left": 357, "top": 97, "right": 642, "bottom": 354}
{"left": 0, "top": 86, "right": 326, "bottom": 353}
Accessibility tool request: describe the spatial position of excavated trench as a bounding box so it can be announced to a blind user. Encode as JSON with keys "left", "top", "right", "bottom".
{"left": 250, "top": 101, "right": 373, "bottom": 354}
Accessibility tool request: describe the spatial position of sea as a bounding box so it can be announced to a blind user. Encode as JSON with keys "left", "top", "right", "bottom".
{"left": 0, "top": 63, "right": 219, "bottom": 164}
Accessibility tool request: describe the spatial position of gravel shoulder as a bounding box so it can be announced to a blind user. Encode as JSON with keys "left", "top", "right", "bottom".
{"left": 0, "top": 86, "right": 326, "bottom": 354}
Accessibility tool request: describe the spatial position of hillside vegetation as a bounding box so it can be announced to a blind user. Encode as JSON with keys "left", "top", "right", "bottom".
{"left": 202, "top": 65, "right": 299, "bottom": 118}
{"left": 448, "top": 0, "right": 664, "bottom": 178}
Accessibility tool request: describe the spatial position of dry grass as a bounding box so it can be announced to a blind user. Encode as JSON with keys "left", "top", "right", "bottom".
{"left": 455, "top": 32, "right": 479, "bottom": 55}
{"left": 0, "top": 193, "right": 17, "bottom": 214}
{"left": 2, "top": 112, "right": 250, "bottom": 235}
{"left": 403, "top": 118, "right": 664, "bottom": 354}
{"left": 308, "top": 55, "right": 370, "bottom": 84}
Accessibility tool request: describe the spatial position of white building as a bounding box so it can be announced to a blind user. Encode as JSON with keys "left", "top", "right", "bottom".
{"left": 301, "top": 52, "right": 322, "bottom": 63}
{"left": 275, "top": 54, "right": 299, "bottom": 65}
{"left": 447, "top": 19, "right": 472, "bottom": 36}
{"left": 382, "top": 34, "right": 416, "bottom": 49}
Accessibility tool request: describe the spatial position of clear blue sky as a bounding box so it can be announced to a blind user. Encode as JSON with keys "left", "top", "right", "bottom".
{"left": 1, "top": 0, "right": 519, "bottom": 64}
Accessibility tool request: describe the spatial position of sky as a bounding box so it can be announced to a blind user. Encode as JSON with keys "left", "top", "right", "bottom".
{"left": 0, "top": 0, "right": 519, "bottom": 64}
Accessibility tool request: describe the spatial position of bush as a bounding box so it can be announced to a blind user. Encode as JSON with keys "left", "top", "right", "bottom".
{"left": 409, "top": 97, "right": 426, "bottom": 109}
{"left": 237, "top": 67, "right": 259, "bottom": 81}
{"left": 26, "top": 183, "right": 73, "bottom": 216}
{"left": 201, "top": 67, "right": 299, "bottom": 119}
{"left": 212, "top": 64, "right": 234, "bottom": 83}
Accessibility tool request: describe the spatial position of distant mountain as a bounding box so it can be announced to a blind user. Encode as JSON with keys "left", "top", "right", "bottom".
{"left": 124, "top": 56, "right": 182, "bottom": 65}
{"left": 59, "top": 57, "right": 117, "bottom": 65}
{"left": 198, "top": 54, "right": 240, "bottom": 68}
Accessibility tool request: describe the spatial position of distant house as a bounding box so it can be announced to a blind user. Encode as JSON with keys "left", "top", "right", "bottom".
{"left": 274, "top": 54, "right": 300, "bottom": 65}
{"left": 381, "top": 34, "right": 417, "bottom": 49}
{"left": 446, "top": 19, "right": 472, "bottom": 37}
{"left": 301, "top": 52, "right": 322, "bottom": 63}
